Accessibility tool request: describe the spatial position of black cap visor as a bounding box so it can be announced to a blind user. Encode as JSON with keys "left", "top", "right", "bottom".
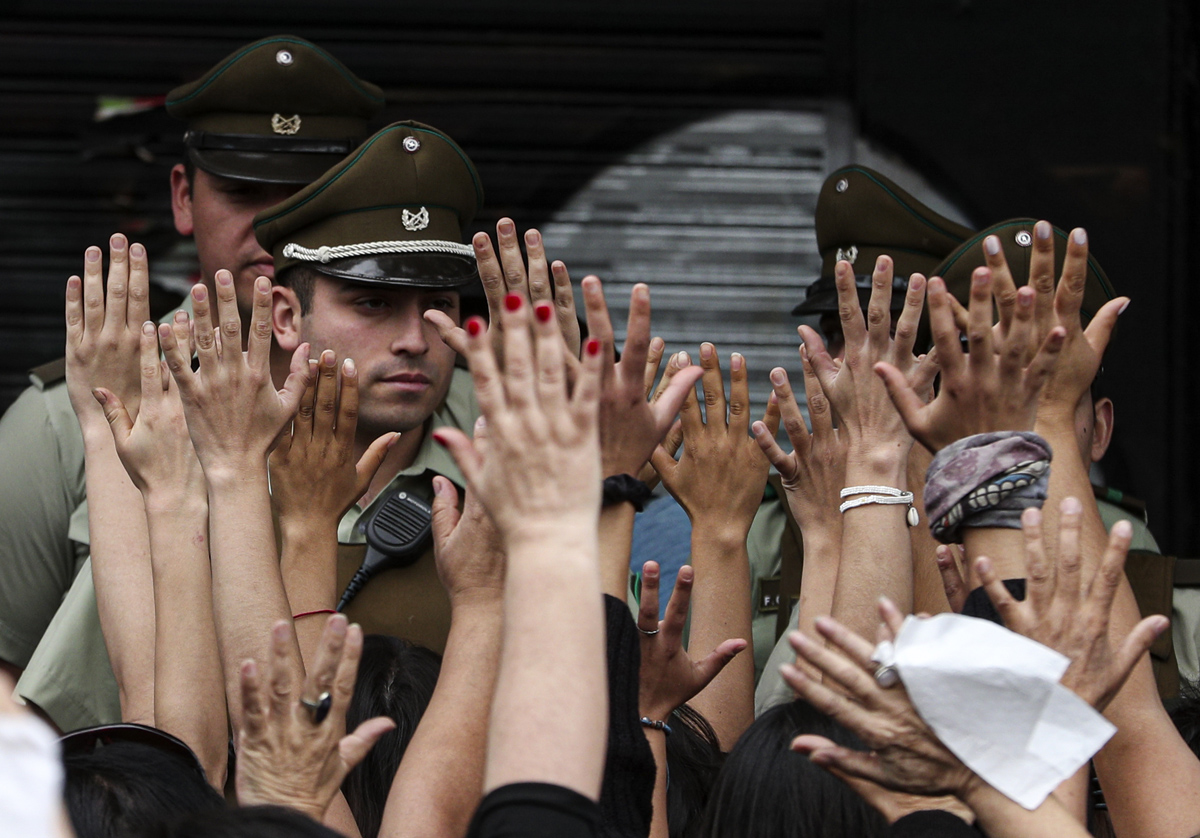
{"left": 313, "top": 252, "right": 480, "bottom": 290}
{"left": 189, "top": 146, "right": 348, "bottom": 186}
{"left": 792, "top": 274, "right": 908, "bottom": 316}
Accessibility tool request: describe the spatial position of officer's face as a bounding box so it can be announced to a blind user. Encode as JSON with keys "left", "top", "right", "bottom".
{"left": 171, "top": 165, "right": 299, "bottom": 316}
{"left": 292, "top": 277, "right": 461, "bottom": 440}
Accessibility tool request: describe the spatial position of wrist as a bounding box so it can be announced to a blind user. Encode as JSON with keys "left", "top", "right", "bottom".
{"left": 279, "top": 515, "right": 340, "bottom": 543}
{"left": 143, "top": 491, "right": 208, "bottom": 518}
{"left": 845, "top": 445, "right": 908, "bottom": 485}
{"left": 689, "top": 520, "right": 750, "bottom": 551}
{"left": 204, "top": 463, "right": 270, "bottom": 491}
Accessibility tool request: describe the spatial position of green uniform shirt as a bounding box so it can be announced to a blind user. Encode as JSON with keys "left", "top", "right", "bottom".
{"left": 9, "top": 362, "right": 476, "bottom": 732}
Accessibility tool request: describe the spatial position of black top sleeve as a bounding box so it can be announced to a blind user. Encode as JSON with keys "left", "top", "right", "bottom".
{"left": 961, "top": 579, "right": 1027, "bottom": 625}
{"left": 467, "top": 782, "right": 602, "bottom": 838}
{"left": 888, "top": 809, "right": 984, "bottom": 838}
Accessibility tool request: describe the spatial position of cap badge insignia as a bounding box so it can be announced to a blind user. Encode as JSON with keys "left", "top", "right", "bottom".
{"left": 402, "top": 207, "right": 430, "bottom": 232}
{"left": 271, "top": 114, "right": 301, "bottom": 135}
{"left": 403, "top": 136, "right": 421, "bottom": 153}
{"left": 1015, "top": 230, "right": 1033, "bottom": 247}
{"left": 836, "top": 245, "right": 859, "bottom": 265}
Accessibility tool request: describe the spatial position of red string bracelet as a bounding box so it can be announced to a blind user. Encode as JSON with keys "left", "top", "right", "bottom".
{"left": 293, "top": 609, "right": 338, "bottom": 620}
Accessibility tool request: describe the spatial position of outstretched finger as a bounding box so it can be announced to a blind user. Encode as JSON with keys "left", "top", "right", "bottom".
{"left": 1106, "top": 616, "right": 1169, "bottom": 711}
{"left": 239, "top": 660, "right": 267, "bottom": 741}
{"left": 892, "top": 273, "right": 926, "bottom": 362}
{"left": 835, "top": 260, "right": 867, "bottom": 351}
{"left": 769, "top": 368, "right": 811, "bottom": 458}
{"left": 127, "top": 242, "right": 151, "bottom": 328}
{"left": 339, "top": 716, "right": 398, "bottom": 772}
{"left": 1053, "top": 228, "right": 1089, "bottom": 333}
{"left": 638, "top": 561, "right": 663, "bottom": 634}
{"left": 305, "top": 614, "right": 350, "bottom": 722}
{"left": 432, "top": 428, "right": 484, "bottom": 490}
{"left": 82, "top": 245, "right": 105, "bottom": 336}
{"left": 94, "top": 388, "right": 134, "bottom": 445}
{"left": 795, "top": 623, "right": 878, "bottom": 705}
{"left": 65, "top": 275, "right": 84, "bottom": 347}
{"left": 873, "top": 362, "right": 928, "bottom": 442}
{"left": 462, "top": 316, "right": 504, "bottom": 420}
{"left": 330, "top": 619, "right": 362, "bottom": 716}
{"left": 620, "top": 284, "right": 653, "bottom": 388}
{"left": 313, "top": 350, "right": 339, "bottom": 437}
{"left": 1081, "top": 296, "right": 1129, "bottom": 362}
{"left": 190, "top": 283, "right": 219, "bottom": 368}
{"left": 213, "top": 270, "right": 242, "bottom": 363}
{"left": 811, "top": 615, "right": 878, "bottom": 671}
{"left": 523, "top": 228, "right": 553, "bottom": 303}
{"left": 278, "top": 343, "right": 314, "bottom": 417}
{"left": 1056, "top": 497, "right": 1085, "bottom": 608}
{"left": 1000, "top": 286, "right": 1036, "bottom": 384}
{"left": 694, "top": 638, "right": 748, "bottom": 689}
{"left": 102, "top": 233, "right": 130, "bottom": 332}
{"left": 982, "top": 234, "right": 1019, "bottom": 336}
{"left": 424, "top": 310, "right": 469, "bottom": 357}
{"left": 797, "top": 325, "right": 839, "bottom": 399}
{"left": 550, "top": 260, "right": 581, "bottom": 357}
{"left": 581, "top": 276, "right": 616, "bottom": 383}
{"left": 791, "top": 739, "right": 893, "bottom": 788}
{"left": 355, "top": 432, "right": 399, "bottom": 496}
{"left": 727, "top": 352, "right": 751, "bottom": 434}
{"left": 780, "top": 660, "right": 877, "bottom": 734}
{"left": 1085, "top": 520, "right": 1133, "bottom": 627}
{"left": 1029, "top": 221, "right": 1057, "bottom": 338}
{"left": 246, "top": 276, "right": 274, "bottom": 370}
{"left": 936, "top": 545, "right": 968, "bottom": 613}
{"left": 335, "top": 359, "right": 360, "bottom": 445}
{"left": 430, "top": 475, "right": 462, "bottom": 553}
{"left": 965, "top": 268, "right": 995, "bottom": 375}
{"left": 159, "top": 321, "right": 196, "bottom": 392}
{"left": 798, "top": 344, "right": 833, "bottom": 439}
{"left": 268, "top": 620, "right": 299, "bottom": 722}
{"left": 975, "top": 555, "right": 1024, "bottom": 631}
{"left": 495, "top": 218, "right": 529, "bottom": 295}
{"left": 1021, "top": 507, "right": 1055, "bottom": 611}
{"left": 532, "top": 300, "right": 569, "bottom": 417}
{"left": 642, "top": 337, "right": 666, "bottom": 398}
{"left": 865, "top": 255, "right": 895, "bottom": 354}
{"left": 925, "top": 278, "right": 964, "bottom": 377}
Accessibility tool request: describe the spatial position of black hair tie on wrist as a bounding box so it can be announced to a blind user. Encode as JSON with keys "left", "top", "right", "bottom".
{"left": 602, "top": 474, "right": 653, "bottom": 512}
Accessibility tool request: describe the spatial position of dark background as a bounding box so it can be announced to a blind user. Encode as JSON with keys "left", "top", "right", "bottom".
{"left": 1, "top": 0, "right": 1197, "bottom": 553}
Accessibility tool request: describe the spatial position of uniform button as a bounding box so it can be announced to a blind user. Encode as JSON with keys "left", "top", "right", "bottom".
{"left": 1015, "top": 230, "right": 1032, "bottom": 247}
{"left": 403, "top": 136, "right": 421, "bottom": 152}
{"left": 276, "top": 49, "right": 294, "bottom": 65}
{"left": 836, "top": 178, "right": 849, "bottom": 193}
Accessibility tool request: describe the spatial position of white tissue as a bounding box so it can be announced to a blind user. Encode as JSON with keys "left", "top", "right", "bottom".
{"left": 891, "top": 612, "right": 1115, "bottom": 810}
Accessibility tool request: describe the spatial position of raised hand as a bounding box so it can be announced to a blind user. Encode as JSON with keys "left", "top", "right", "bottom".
{"left": 753, "top": 346, "right": 847, "bottom": 531}
{"left": 583, "top": 279, "right": 703, "bottom": 479}
{"left": 875, "top": 269, "right": 1067, "bottom": 454}
{"left": 160, "top": 271, "right": 310, "bottom": 477}
{"left": 64, "top": 234, "right": 152, "bottom": 428}
{"left": 425, "top": 218, "right": 581, "bottom": 362}
{"left": 236, "top": 616, "right": 395, "bottom": 821}
{"left": 636, "top": 346, "right": 690, "bottom": 489}
{"left": 95, "top": 313, "right": 202, "bottom": 502}
{"left": 976, "top": 500, "right": 1168, "bottom": 712}
{"left": 651, "top": 343, "right": 777, "bottom": 531}
{"left": 270, "top": 349, "right": 397, "bottom": 531}
{"left": 799, "top": 259, "right": 932, "bottom": 455}
{"left": 636, "top": 560, "right": 746, "bottom": 720}
{"left": 430, "top": 462, "right": 505, "bottom": 604}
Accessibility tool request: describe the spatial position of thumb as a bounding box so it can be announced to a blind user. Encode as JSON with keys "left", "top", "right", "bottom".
{"left": 694, "top": 638, "right": 748, "bottom": 690}
{"left": 873, "top": 362, "right": 927, "bottom": 436}
{"left": 94, "top": 388, "right": 134, "bottom": 443}
{"left": 338, "top": 716, "right": 396, "bottom": 772}
{"left": 1083, "top": 296, "right": 1129, "bottom": 357}
{"left": 430, "top": 475, "right": 462, "bottom": 550}
{"left": 355, "top": 432, "right": 399, "bottom": 496}
{"left": 279, "top": 342, "right": 313, "bottom": 413}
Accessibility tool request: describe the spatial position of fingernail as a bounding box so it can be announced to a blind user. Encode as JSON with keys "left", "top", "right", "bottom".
{"left": 474, "top": 416, "right": 486, "bottom": 433}
{"left": 217, "top": 271, "right": 232, "bottom": 286}
{"left": 585, "top": 337, "right": 601, "bottom": 356}
{"left": 473, "top": 233, "right": 489, "bottom": 250}
{"left": 534, "top": 302, "right": 553, "bottom": 323}
{"left": 504, "top": 293, "right": 522, "bottom": 312}
{"left": 973, "top": 269, "right": 989, "bottom": 286}
{"left": 730, "top": 353, "right": 743, "bottom": 371}
{"left": 498, "top": 219, "right": 514, "bottom": 235}
{"left": 175, "top": 310, "right": 188, "bottom": 323}
{"left": 193, "top": 285, "right": 207, "bottom": 301}
{"left": 142, "top": 321, "right": 155, "bottom": 336}
{"left": 86, "top": 247, "right": 100, "bottom": 262}
{"left": 91, "top": 388, "right": 106, "bottom": 404}
{"left": 130, "top": 243, "right": 145, "bottom": 258}
{"left": 431, "top": 430, "right": 449, "bottom": 447}
{"left": 466, "top": 317, "right": 484, "bottom": 336}
{"left": 677, "top": 351, "right": 690, "bottom": 367}
{"left": 1072, "top": 228, "right": 1087, "bottom": 245}
{"left": 1063, "top": 496, "right": 1082, "bottom": 514}
{"left": 1114, "top": 520, "right": 1132, "bottom": 538}
{"left": 700, "top": 342, "right": 713, "bottom": 360}
{"left": 1035, "top": 220, "right": 1052, "bottom": 241}
{"left": 650, "top": 337, "right": 664, "bottom": 352}
{"left": 984, "top": 235, "right": 1000, "bottom": 256}
{"left": 343, "top": 358, "right": 356, "bottom": 376}
{"left": 1017, "top": 287, "right": 1034, "bottom": 306}
{"left": 110, "top": 234, "right": 125, "bottom": 251}
{"left": 1118, "top": 299, "right": 1130, "bottom": 315}
{"left": 525, "top": 229, "right": 541, "bottom": 246}
{"left": 770, "top": 368, "right": 786, "bottom": 385}
{"left": 387, "top": 432, "right": 400, "bottom": 448}
{"left": 751, "top": 421, "right": 765, "bottom": 435}
{"left": 976, "top": 556, "right": 991, "bottom": 574}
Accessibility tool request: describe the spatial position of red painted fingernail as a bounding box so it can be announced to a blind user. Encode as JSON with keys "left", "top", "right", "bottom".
{"left": 504, "top": 293, "right": 522, "bottom": 312}
{"left": 466, "top": 317, "right": 484, "bottom": 337}
{"left": 431, "top": 431, "right": 448, "bottom": 447}
{"left": 534, "top": 302, "right": 553, "bottom": 323}
{"left": 585, "top": 337, "right": 601, "bottom": 356}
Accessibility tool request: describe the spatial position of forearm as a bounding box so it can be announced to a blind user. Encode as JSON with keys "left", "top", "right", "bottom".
{"left": 381, "top": 595, "right": 503, "bottom": 838}
{"left": 486, "top": 530, "right": 607, "bottom": 799}
{"left": 907, "top": 447, "right": 952, "bottom": 614}
{"left": 959, "top": 776, "right": 1089, "bottom": 838}
{"left": 82, "top": 432, "right": 155, "bottom": 724}
{"left": 794, "top": 527, "right": 840, "bottom": 680}
{"left": 145, "top": 495, "right": 227, "bottom": 788}
{"left": 598, "top": 503, "right": 636, "bottom": 599}
{"left": 279, "top": 518, "right": 340, "bottom": 672}
{"left": 832, "top": 449, "right": 912, "bottom": 639}
{"left": 206, "top": 469, "right": 301, "bottom": 733}
{"left": 646, "top": 728, "right": 669, "bottom": 838}
{"left": 686, "top": 524, "right": 754, "bottom": 750}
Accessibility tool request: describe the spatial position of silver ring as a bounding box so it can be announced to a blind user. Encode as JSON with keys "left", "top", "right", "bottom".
{"left": 300, "top": 691, "right": 332, "bottom": 723}
{"left": 873, "top": 664, "right": 900, "bottom": 689}
{"left": 638, "top": 627, "right": 660, "bottom": 637}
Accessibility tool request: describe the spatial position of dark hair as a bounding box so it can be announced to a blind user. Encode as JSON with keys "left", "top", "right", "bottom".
{"left": 277, "top": 264, "right": 319, "bottom": 315}
{"left": 342, "top": 635, "right": 442, "bottom": 838}
{"left": 665, "top": 705, "right": 725, "bottom": 838}
{"left": 63, "top": 739, "right": 224, "bottom": 838}
{"left": 696, "top": 699, "right": 889, "bottom": 838}
{"left": 165, "top": 805, "right": 342, "bottom": 838}
{"left": 1169, "top": 679, "right": 1200, "bottom": 760}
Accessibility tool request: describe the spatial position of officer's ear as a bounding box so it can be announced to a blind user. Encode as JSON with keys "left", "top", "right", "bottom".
{"left": 170, "top": 164, "right": 194, "bottom": 237}
{"left": 272, "top": 285, "right": 303, "bottom": 352}
{"left": 1091, "top": 396, "right": 1114, "bottom": 463}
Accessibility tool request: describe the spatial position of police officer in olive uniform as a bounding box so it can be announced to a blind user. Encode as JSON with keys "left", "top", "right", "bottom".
{"left": 741, "top": 165, "right": 974, "bottom": 688}
{"left": 0, "top": 36, "right": 387, "bottom": 730}
{"left": 255, "top": 120, "right": 485, "bottom": 650}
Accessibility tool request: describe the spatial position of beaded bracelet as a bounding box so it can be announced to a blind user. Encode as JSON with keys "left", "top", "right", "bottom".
{"left": 639, "top": 716, "right": 673, "bottom": 736}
